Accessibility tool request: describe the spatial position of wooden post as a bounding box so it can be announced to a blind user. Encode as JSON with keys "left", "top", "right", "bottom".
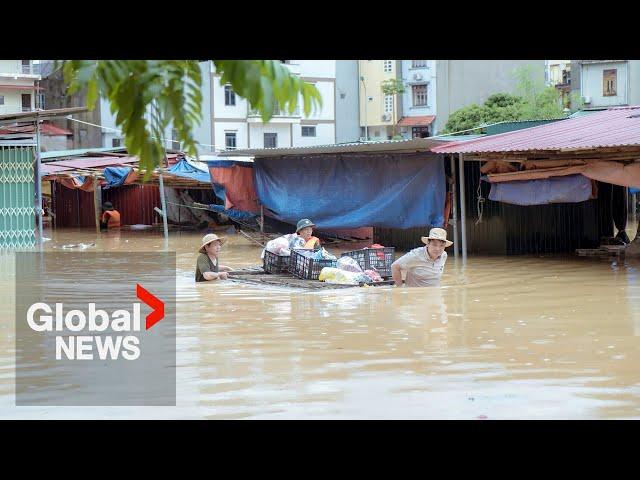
{"left": 93, "top": 175, "right": 101, "bottom": 234}
{"left": 458, "top": 153, "right": 467, "bottom": 262}
{"left": 260, "top": 204, "right": 265, "bottom": 243}
{"left": 159, "top": 171, "right": 169, "bottom": 240}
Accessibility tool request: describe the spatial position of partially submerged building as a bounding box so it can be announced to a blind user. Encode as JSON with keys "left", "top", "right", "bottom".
{"left": 432, "top": 106, "right": 640, "bottom": 256}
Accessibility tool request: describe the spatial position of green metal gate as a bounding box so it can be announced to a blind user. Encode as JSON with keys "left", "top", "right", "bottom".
{"left": 0, "top": 145, "right": 36, "bottom": 249}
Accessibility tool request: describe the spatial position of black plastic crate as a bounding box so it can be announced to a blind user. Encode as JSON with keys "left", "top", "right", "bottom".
{"left": 340, "top": 247, "right": 395, "bottom": 278}
{"left": 289, "top": 249, "right": 337, "bottom": 280}
{"left": 263, "top": 250, "right": 291, "bottom": 274}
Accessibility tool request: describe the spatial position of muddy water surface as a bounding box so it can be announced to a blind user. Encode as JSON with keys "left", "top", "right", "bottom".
{"left": 1, "top": 227, "right": 640, "bottom": 419}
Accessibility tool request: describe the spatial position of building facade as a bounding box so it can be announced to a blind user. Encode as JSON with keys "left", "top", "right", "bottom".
{"left": 434, "top": 60, "right": 546, "bottom": 135}
{"left": 212, "top": 60, "right": 337, "bottom": 151}
{"left": 335, "top": 60, "right": 361, "bottom": 144}
{"left": 0, "top": 60, "right": 41, "bottom": 115}
{"left": 573, "top": 60, "right": 640, "bottom": 108}
{"left": 357, "top": 60, "right": 401, "bottom": 140}
{"left": 398, "top": 60, "right": 437, "bottom": 138}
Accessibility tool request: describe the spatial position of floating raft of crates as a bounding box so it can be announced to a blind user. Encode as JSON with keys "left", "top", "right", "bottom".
{"left": 228, "top": 267, "right": 395, "bottom": 290}
{"left": 575, "top": 244, "right": 626, "bottom": 257}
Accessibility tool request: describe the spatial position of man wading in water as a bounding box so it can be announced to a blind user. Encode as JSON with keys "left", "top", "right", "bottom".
{"left": 391, "top": 227, "right": 452, "bottom": 287}
{"left": 195, "top": 233, "right": 234, "bottom": 282}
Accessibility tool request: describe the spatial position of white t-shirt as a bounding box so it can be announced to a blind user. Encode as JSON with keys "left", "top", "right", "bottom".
{"left": 392, "top": 247, "right": 447, "bottom": 287}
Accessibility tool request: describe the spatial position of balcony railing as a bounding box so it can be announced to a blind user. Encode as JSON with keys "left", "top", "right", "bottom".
{"left": 21, "top": 64, "right": 32, "bottom": 74}
{"left": 248, "top": 104, "right": 301, "bottom": 117}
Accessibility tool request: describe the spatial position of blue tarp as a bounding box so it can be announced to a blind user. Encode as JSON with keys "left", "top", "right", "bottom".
{"left": 253, "top": 154, "right": 445, "bottom": 229}
{"left": 167, "top": 159, "right": 211, "bottom": 184}
{"left": 102, "top": 167, "right": 132, "bottom": 188}
{"left": 487, "top": 174, "right": 593, "bottom": 206}
{"left": 631, "top": 187, "right": 640, "bottom": 194}
{"left": 207, "top": 204, "right": 256, "bottom": 221}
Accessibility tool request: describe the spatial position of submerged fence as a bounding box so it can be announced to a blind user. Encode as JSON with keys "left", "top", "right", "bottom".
{"left": 0, "top": 145, "right": 36, "bottom": 249}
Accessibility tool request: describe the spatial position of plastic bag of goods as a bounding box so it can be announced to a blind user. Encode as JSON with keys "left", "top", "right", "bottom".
{"left": 263, "top": 236, "right": 290, "bottom": 258}
{"left": 318, "top": 267, "right": 363, "bottom": 285}
{"left": 363, "top": 269, "right": 382, "bottom": 282}
{"left": 337, "top": 256, "right": 363, "bottom": 273}
{"left": 311, "top": 247, "right": 337, "bottom": 261}
{"left": 284, "top": 233, "right": 306, "bottom": 249}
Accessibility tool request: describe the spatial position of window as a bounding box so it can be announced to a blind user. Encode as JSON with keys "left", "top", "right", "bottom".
{"left": 21, "top": 93, "right": 31, "bottom": 112}
{"left": 264, "top": 133, "right": 277, "bottom": 148}
{"left": 384, "top": 94, "right": 393, "bottom": 113}
{"left": 603, "top": 69, "right": 617, "bottom": 96}
{"left": 225, "top": 132, "right": 237, "bottom": 150}
{"left": 412, "top": 126, "right": 429, "bottom": 138}
{"left": 224, "top": 85, "right": 236, "bottom": 106}
{"left": 21, "top": 60, "right": 31, "bottom": 74}
{"left": 301, "top": 126, "right": 316, "bottom": 137}
{"left": 36, "top": 93, "right": 45, "bottom": 109}
{"left": 171, "top": 129, "right": 180, "bottom": 149}
{"left": 0, "top": 95, "right": 4, "bottom": 105}
{"left": 383, "top": 60, "right": 392, "bottom": 73}
{"left": 412, "top": 84, "right": 427, "bottom": 106}
{"left": 112, "top": 138, "right": 122, "bottom": 148}
{"left": 412, "top": 60, "right": 428, "bottom": 68}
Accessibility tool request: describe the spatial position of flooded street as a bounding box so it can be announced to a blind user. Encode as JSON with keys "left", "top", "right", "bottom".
{"left": 2, "top": 227, "right": 640, "bottom": 419}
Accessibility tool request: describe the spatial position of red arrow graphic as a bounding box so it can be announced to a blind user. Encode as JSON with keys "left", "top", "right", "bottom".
{"left": 136, "top": 284, "right": 165, "bottom": 330}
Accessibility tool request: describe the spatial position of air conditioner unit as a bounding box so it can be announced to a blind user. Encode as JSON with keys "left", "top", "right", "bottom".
{"left": 413, "top": 73, "right": 423, "bottom": 81}
{"left": 382, "top": 113, "right": 391, "bottom": 122}
{"left": 582, "top": 96, "right": 592, "bottom": 104}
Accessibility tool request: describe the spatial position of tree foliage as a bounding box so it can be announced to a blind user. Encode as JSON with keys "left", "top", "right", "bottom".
{"left": 442, "top": 65, "right": 566, "bottom": 134}
{"left": 59, "top": 60, "right": 322, "bottom": 176}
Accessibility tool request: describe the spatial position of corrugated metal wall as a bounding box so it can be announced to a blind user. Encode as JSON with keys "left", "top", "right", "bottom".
{"left": 374, "top": 160, "right": 612, "bottom": 255}
{"left": 460, "top": 161, "right": 605, "bottom": 255}
{"left": 102, "top": 184, "right": 160, "bottom": 226}
{"left": 53, "top": 183, "right": 161, "bottom": 228}
{"left": 52, "top": 182, "right": 95, "bottom": 228}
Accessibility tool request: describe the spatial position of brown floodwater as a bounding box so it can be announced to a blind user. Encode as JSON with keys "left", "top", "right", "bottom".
{"left": 2, "top": 226, "right": 640, "bottom": 419}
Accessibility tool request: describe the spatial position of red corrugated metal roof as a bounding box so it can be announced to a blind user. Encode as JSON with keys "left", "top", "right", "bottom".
{"left": 0, "top": 122, "right": 72, "bottom": 136}
{"left": 432, "top": 106, "right": 640, "bottom": 154}
{"left": 397, "top": 115, "right": 435, "bottom": 127}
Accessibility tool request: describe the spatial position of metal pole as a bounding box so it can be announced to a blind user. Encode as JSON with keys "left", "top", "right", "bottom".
{"left": 450, "top": 156, "right": 459, "bottom": 258}
{"left": 93, "top": 176, "right": 101, "bottom": 235}
{"left": 35, "top": 117, "right": 43, "bottom": 247}
{"left": 458, "top": 153, "right": 467, "bottom": 262}
{"left": 158, "top": 171, "right": 169, "bottom": 241}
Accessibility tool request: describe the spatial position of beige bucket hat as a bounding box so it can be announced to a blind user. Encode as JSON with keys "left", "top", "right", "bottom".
{"left": 199, "top": 233, "right": 226, "bottom": 253}
{"left": 421, "top": 227, "right": 453, "bottom": 247}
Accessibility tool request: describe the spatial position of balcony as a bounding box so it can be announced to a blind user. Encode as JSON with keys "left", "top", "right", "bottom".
{"left": 247, "top": 104, "right": 301, "bottom": 123}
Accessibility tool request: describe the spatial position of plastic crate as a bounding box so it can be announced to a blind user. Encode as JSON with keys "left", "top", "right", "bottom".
{"left": 263, "top": 250, "right": 291, "bottom": 274}
{"left": 340, "top": 247, "right": 395, "bottom": 278}
{"left": 289, "top": 249, "right": 337, "bottom": 280}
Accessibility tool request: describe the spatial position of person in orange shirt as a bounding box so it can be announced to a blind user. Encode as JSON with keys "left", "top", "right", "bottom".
{"left": 295, "top": 218, "right": 320, "bottom": 249}
{"left": 100, "top": 202, "right": 121, "bottom": 230}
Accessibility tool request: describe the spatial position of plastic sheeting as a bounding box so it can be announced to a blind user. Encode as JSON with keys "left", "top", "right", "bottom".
{"left": 253, "top": 153, "right": 445, "bottom": 229}
{"left": 167, "top": 159, "right": 211, "bottom": 184}
{"left": 487, "top": 174, "right": 594, "bottom": 206}
{"left": 486, "top": 161, "right": 640, "bottom": 188}
{"left": 102, "top": 166, "right": 133, "bottom": 188}
{"left": 208, "top": 164, "right": 259, "bottom": 213}
{"left": 207, "top": 203, "right": 256, "bottom": 221}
